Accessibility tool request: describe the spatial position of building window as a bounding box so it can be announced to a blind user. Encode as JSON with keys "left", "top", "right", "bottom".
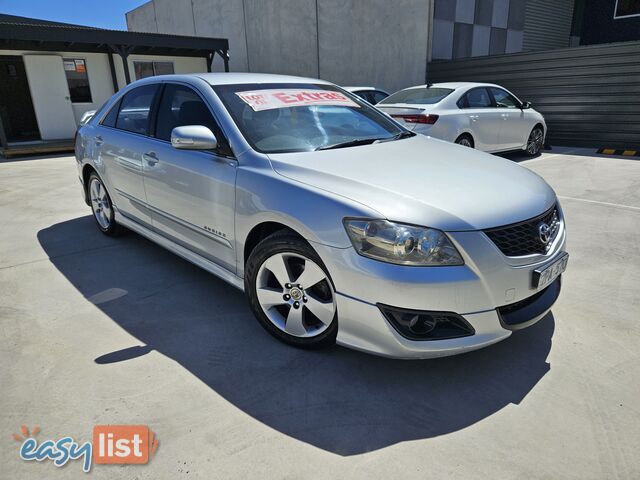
{"left": 63, "top": 58, "right": 92, "bottom": 103}
{"left": 614, "top": 0, "right": 640, "bottom": 18}
{"left": 133, "top": 61, "right": 175, "bottom": 80}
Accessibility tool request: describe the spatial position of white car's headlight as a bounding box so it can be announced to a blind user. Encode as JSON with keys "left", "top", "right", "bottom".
{"left": 343, "top": 219, "right": 464, "bottom": 266}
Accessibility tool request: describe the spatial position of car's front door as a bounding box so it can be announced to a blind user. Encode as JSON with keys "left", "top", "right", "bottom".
{"left": 489, "top": 87, "right": 527, "bottom": 150}
{"left": 459, "top": 87, "right": 500, "bottom": 151}
{"left": 142, "top": 82, "right": 237, "bottom": 272}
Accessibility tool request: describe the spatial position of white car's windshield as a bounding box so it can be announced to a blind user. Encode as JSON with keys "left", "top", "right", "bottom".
{"left": 213, "top": 83, "right": 407, "bottom": 153}
{"left": 379, "top": 87, "right": 454, "bottom": 105}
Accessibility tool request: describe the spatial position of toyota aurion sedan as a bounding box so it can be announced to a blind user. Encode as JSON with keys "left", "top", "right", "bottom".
{"left": 75, "top": 73, "right": 568, "bottom": 359}
{"left": 377, "top": 82, "right": 547, "bottom": 155}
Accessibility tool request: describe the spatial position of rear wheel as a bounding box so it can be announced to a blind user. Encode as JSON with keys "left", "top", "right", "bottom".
{"left": 88, "top": 172, "right": 124, "bottom": 237}
{"left": 526, "top": 126, "right": 544, "bottom": 156}
{"left": 245, "top": 231, "right": 338, "bottom": 349}
{"left": 455, "top": 134, "right": 474, "bottom": 148}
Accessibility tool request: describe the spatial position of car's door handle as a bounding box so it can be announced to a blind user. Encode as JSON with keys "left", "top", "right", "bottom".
{"left": 143, "top": 151, "right": 159, "bottom": 165}
{"left": 469, "top": 115, "right": 479, "bottom": 121}
{"left": 95, "top": 136, "right": 103, "bottom": 146}
{"left": 501, "top": 113, "right": 509, "bottom": 119}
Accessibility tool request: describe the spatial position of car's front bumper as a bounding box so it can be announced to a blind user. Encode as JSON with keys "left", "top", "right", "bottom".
{"left": 311, "top": 221, "right": 567, "bottom": 359}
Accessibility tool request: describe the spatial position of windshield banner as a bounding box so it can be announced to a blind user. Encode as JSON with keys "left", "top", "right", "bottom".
{"left": 236, "top": 89, "right": 360, "bottom": 111}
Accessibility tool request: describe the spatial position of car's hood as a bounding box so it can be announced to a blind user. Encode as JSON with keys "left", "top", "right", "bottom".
{"left": 267, "top": 135, "right": 556, "bottom": 231}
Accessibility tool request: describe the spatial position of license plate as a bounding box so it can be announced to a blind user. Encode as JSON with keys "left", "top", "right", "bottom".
{"left": 532, "top": 253, "right": 569, "bottom": 289}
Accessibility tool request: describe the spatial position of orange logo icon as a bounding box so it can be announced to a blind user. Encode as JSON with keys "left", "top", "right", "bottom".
{"left": 92, "top": 425, "right": 158, "bottom": 465}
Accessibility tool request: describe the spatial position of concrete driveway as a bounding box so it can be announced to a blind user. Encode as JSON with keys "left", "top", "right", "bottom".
{"left": 1, "top": 148, "right": 639, "bottom": 479}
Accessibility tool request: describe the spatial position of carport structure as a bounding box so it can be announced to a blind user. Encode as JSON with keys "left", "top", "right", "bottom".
{"left": 0, "top": 15, "right": 229, "bottom": 157}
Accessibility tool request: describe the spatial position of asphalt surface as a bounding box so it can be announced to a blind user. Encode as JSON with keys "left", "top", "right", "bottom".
{"left": 1, "top": 147, "right": 639, "bottom": 479}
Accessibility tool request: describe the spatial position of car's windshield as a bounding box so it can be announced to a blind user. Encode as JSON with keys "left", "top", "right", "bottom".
{"left": 213, "top": 83, "right": 406, "bottom": 153}
{"left": 379, "top": 87, "right": 454, "bottom": 105}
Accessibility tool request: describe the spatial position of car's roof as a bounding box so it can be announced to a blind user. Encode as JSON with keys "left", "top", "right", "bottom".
{"left": 189, "top": 72, "right": 333, "bottom": 86}
{"left": 344, "top": 86, "right": 376, "bottom": 91}
{"left": 404, "top": 82, "right": 500, "bottom": 90}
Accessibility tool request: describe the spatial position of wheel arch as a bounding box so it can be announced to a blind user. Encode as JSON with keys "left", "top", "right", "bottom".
{"left": 81, "top": 163, "right": 98, "bottom": 205}
{"left": 243, "top": 221, "right": 306, "bottom": 266}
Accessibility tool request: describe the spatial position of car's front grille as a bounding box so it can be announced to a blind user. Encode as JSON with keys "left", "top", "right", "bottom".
{"left": 483, "top": 205, "right": 560, "bottom": 257}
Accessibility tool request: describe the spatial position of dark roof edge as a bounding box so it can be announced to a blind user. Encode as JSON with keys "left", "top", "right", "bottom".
{"left": 0, "top": 13, "right": 228, "bottom": 49}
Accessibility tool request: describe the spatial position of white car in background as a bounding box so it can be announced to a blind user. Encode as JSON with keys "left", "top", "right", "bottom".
{"left": 344, "top": 86, "right": 390, "bottom": 105}
{"left": 377, "top": 82, "right": 546, "bottom": 156}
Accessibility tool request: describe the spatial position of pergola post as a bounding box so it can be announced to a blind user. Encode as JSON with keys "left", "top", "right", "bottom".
{"left": 0, "top": 114, "right": 9, "bottom": 152}
{"left": 106, "top": 48, "right": 119, "bottom": 92}
{"left": 111, "top": 45, "right": 135, "bottom": 84}
{"left": 216, "top": 49, "right": 230, "bottom": 72}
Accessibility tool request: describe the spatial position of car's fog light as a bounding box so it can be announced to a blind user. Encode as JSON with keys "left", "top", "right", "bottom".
{"left": 378, "top": 304, "right": 474, "bottom": 341}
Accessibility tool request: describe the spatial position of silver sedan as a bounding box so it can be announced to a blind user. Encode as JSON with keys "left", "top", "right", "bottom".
{"left": 75, "top": 73, "right": 568, "bottom": 359}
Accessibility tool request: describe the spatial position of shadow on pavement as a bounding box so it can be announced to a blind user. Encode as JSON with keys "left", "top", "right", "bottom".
{"left": 38, "top": 216, "right": 554, "bottom": 455}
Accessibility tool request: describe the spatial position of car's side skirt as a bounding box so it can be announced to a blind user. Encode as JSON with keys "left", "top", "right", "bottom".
{"left": 115, "top": 209, "right": 245, "bottom": 292}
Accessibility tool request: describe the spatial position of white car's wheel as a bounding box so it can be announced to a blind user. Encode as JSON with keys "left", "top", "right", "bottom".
{"left": 245, "top": 231, "right": 338, "bottom": 348}
{"left": 455, "top": 134, "right": 474, "bottom": 148}
{"left": 526, "top": 127, "right": 544, "bottom": 156}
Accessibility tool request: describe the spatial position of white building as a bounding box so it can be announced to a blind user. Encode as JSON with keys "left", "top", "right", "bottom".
{"left": 0, "top": 14, "right": 229, "bottom": 157}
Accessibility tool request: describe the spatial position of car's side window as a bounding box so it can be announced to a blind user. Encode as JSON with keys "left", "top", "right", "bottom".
{"left": 100, "top": 99, "right": 121, "bottom": 128}
{"left": 115, "top": 84, "right": 159, "bottom": 136}
{"left": 371, "top": 90, "right": 389, "bottom": 104}
{"left": 458, "top": 88, "right": 493, "bottom": 109}
{"left": 154, "top": 84, "right": 221, "bottom": 143}
{"left": 353, "top": 91, "right": 372, "bottom": 103}
{"left": 490, "top": 87, "right": 520, "bottom": 109}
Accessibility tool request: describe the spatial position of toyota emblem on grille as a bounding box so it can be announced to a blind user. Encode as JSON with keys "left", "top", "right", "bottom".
{"left": 538, "top": 222, "right": 551, "bottom": 245}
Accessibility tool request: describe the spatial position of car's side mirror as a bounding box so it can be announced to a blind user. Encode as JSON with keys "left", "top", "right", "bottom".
{"left": 521, "top": 101, "right": 532, "bottom": 109}
{"left": 171, "top": 125, "right": 218, "bottom": 150}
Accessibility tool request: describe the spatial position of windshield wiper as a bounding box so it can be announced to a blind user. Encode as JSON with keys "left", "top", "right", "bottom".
{"left": 315, "top": 138, "right": 380, "bottom": 151}
{"left": 377, "top": 130, "right": 416, "bottom": 143}
{"left": 315, "top": 131, "right": 416, "bottom": 151}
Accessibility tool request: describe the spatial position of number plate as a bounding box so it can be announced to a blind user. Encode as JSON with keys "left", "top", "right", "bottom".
{"left": 532, "top": 253, "right": 569, "bottom": 289}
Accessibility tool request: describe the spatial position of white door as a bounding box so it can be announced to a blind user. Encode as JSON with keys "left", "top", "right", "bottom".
{"left": 23, "top": 55, "right": 77, "bottom": 140}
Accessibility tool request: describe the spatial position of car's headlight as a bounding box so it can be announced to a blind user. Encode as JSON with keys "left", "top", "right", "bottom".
{"left": 343, "top": 219, "right": 464, "bottom": 266}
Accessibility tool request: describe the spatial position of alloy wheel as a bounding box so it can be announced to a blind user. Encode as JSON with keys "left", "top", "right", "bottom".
{"left": 457, "top": 137, "right": 472, "bottom": 148}
{"left": 527, "top": 128, "right": 544, "bottom": 155}
{"left": 89, "top": 177, "right": 112, "bottom": 230}
{"left": 255, "top": 252, "right": 336, "bottom": 338}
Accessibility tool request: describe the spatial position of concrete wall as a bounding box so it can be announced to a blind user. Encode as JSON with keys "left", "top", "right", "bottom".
{"left": 318, "top": 0, "right": 430, "bottom": 92}
{"left": 126, "top": 0, "right": 433, "bottom": 92}
{"left": 126, "top": 1, "right": 158, "bottom": 33}
{"left": 244, "top": 0, "right": 319, "bottom": 77}
{"left": 192, "top": 0, "right": 249, "bottom": 72}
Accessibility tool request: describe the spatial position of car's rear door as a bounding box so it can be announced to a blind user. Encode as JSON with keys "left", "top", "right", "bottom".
{"left": 458, "top": 87, "right": 500, "bottom": 151}
{"left": 96, "top": 84, "right": 160, "bottom": 227}
{"left": 489, "top": 87, "right": 527, "bottom": 150}
{"left": 142, "top": 82, "right": 237, "bottom": 272}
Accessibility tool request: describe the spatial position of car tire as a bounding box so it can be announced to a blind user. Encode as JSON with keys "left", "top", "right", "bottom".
{"left": 245, "top": 231, "right": 338, "bottom": 349}
{"left": 526, "top": 126, "right": 544, "bottom": 156}
{"left": 455, "top": 134, "right": 474, "bottom": 148}
{"left": 87, "top": 172, "right": 125, "bottom": 237}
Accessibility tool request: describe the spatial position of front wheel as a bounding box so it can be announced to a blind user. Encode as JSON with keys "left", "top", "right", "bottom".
{"left": 245, "top": 231, "right": 338, "bottom": 349}
{"left": 526, "top": 126, "right": 544, "bottom": 156}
